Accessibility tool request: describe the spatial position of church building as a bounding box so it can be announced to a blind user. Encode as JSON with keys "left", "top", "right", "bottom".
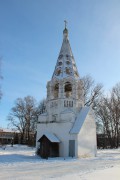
{"left": 36, "top": 23, "right": 97, "bottom": 158}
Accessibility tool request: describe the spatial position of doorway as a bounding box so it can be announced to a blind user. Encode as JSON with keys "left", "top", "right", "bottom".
{"left": 69, "top": 140, "right": 75, "bottom": 157}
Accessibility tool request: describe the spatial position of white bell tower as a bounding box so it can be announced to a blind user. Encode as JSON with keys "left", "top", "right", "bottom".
{"left": 46, "top": 22, "right": 84, "bottom": 123}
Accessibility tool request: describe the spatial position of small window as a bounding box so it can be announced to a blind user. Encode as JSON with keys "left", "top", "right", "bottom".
{"left": 66, "top": 61, "right": 70, "bottom": 65}
{"left": 55, "top": 69, "right": 61, "bottom": 76}
{"left": 58, "top": 54, "right": 63, "bottom": 59}
{"left": 66, "top": 54, "right": 69, "bottom": 59}
{"left": 64, "top": 100, "right": 73, "bottom": 107}
{"left": 69, "top": 101, "right": 73, "bottom": 107}
{"left": 66, "top": 68, "right": 71, "bottom": 75}
{"left": 64, "top": 101, "right": 68, "bottom": 107}
{"left": 58, "top": 61, "right": 62, "bottom": 66}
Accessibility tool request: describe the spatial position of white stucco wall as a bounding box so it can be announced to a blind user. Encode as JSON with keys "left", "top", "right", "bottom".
{"left": 36, "top": 121, "right": 77, "bottom": 157}
{"left": 77, "top": 111, "right": 97, "bottom": 157}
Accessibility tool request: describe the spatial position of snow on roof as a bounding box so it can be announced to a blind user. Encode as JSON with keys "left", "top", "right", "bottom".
{"left": 70, "top": 106, "right": 90, "bottom": 134}
{"left": 0, "top": 128, "right": 19, "bottom": 133}
{"left": 39, "top": 132, "right": 60, "bottom": 143}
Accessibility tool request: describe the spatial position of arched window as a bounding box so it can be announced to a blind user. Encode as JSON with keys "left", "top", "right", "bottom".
{"left": 53, "top": 83, "right": 59, "bottom": 98}
{"left": 64, "top": 82, "right": 72, "bottom": 98}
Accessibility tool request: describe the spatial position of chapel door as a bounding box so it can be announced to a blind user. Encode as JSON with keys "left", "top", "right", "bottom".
{"left": 40, "top": 136, "right": 50, "bottom": 158}
{"left": 69, "top": 140, "right": 75, "bottom": 157}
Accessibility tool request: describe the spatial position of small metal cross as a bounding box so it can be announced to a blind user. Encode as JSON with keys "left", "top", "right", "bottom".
{"left": 64, "top": 20, "right": 67, "bottom": 28}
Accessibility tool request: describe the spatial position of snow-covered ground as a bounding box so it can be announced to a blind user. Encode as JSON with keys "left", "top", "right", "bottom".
{"left": 0, "top": 145, "right": 120, "bottom": 180}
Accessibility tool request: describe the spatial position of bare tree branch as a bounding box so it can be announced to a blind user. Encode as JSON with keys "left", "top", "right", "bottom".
{"left": 81, "top": 75, "right": 103, "bottom": 108}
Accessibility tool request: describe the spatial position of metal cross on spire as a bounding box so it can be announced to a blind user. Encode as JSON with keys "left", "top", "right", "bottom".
{"left": 64, "top": 20, "right": 67, "bottom": 29}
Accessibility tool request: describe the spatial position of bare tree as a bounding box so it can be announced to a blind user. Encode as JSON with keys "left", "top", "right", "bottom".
{"left": 37, "top": 99, "right": 46, "bottom": 114}
{"left": 23, "top": 96, "right": 37, "bottom": 142}
{"left": 8, "top": 96, "right": 39, "bottom": 144}
{"left": 81, "top": 75, "right": 103, "bottom": 108}
{"left": 96, "top": 83, "right": 120, "bottom": 148}
{"left": 8, "top": 98, "right": 26, "bottom": 143}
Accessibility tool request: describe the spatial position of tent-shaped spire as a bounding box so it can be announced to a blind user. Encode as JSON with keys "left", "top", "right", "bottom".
{"left": 52, "top": 21, "right": 80, "bottom": 80}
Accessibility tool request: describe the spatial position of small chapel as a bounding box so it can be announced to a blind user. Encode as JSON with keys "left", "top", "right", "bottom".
{"left": 36, "top": 22, "right": 97, "bottom": 158}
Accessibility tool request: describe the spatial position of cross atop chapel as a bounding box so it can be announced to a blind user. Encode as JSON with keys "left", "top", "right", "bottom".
{"left": 64, "top": 20, "right": 67, "bottom": 29}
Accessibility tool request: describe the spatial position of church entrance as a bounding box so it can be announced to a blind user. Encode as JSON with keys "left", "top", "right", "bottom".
{"left": 69, "top": 140, "right": 75, "bottom": 157}
{"left": 38, "top": 135, "right": 59, "bottom": 158}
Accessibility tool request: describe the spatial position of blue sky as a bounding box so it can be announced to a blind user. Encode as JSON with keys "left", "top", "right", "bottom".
{"left": 0, "top": 0, "right": 120, "bottom": 128}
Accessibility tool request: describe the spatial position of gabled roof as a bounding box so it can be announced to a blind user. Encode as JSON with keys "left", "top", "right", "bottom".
{"left": 70, "top": 106, "right": 91, "bottom": 134}
{"left": 52, "top": 25, "right": 79, "bottom": 80}
{"left": 38, "top": 132, "right": 60, "bottom": 143}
